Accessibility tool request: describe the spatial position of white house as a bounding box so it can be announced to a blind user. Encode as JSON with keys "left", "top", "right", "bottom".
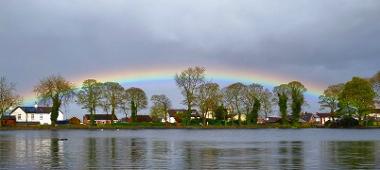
{"left": 162, "top": 109, "right": 200, "bottom": 123}
{"left": 316, "top": 112, "right": 332, "bottom": 125}
{"left": 369, "top": 102, "right": 380, "bottom": 120}
{"left": 9, "top": 106, "right": 64, "bottom": 125}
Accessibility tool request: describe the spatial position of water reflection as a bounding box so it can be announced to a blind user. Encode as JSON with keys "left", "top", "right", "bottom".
{"left": 1, "top": 130, "right": 380, "bottom": 169}
{"left": 179, "top": 141, "right": 305, "bottom": 169}
{"left": 152, "top": 140, "right": 170, "bottom": 169}
{"left": 50, "top": 138, "right": 60, "bottom": 168}
{"left": 86, "top": 138, "right": 97, "bottom": 168}
{"left": 277, "top": 141, "right": 304, "bottom": 169}
{"left": 130, "top": 138, "right": 147, "bottom": 167}
{"left": 0, "top": 135, "right": 16, "bottom": 169}
{"left": 322, "top": 141, "right": 377, "bottom": 169}
{"left": 83, "top": 137, "right": 150, "bottom": 169}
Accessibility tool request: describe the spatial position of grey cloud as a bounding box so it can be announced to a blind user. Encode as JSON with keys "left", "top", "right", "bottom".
{"left": 1, "top": 0, "right": 380, "bottom": 112}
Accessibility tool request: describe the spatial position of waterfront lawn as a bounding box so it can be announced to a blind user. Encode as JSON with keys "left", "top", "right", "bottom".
{"left": 2, "top": 121, "right": 380, "bottom": 130}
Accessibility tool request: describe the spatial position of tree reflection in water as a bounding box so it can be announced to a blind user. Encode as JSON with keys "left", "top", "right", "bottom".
{"left": 50, "top": 138, "right": 60, "bottom": 168}
{"left": 181, "top": 141, "right": 283, "bottom": 169}
{"left": 0, "top": 135, "right": 308, "bottom": 169}
{"left": 152, "top": 140, "right": 170, "bottom": 169}
{"left": 129, "top": 138, "right": 147, "bottom": 168}
{"left": 0, "top": 135, "right": 15, "bottom": 169}
{"left": 290, "top": 141, "right": 304, "bottom": 169}
{"left": 323, "top": 141, "right": 377, "bottom": 169}
{"left": 1, "top": 130, "right": 380, "bottom": 169}
{"left": 86, "top": 138, "right": 97, "bottom": 168}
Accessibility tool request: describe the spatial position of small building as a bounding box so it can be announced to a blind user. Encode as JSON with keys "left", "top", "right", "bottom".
{"left": 122, "top": 115, "right": 153, "bottom": 122}
{"left": 191, "top": 111, "right": 201, "bottom": 119}
{"left": 56, "top": 120, "right": 69, "bottom": 125}
{"left": 264, "top": 116, "right": 306, "bottom": 124}
{"left": 230, "top": 114, "right": 247, "bottom": 121}
{"left": 368, "top": 102, "right": 380, "bottom": 120}
{"left": 135, "top": 115, "right": 152, "bottom": 122}
{"left": 264, "top": 117, "right": 282, "bottom": 123}
{"left": 202, "top": 111, "right": 215, "bottom": 119}
{"left": 165, "top": 109, "right": 200, "bottom": 123}
{"left": 316, "top": 112, "right": 332, "bottom": 125}
{"left": 83, "top": 114, "right": 118, "bottom": 125}
{"left": 257, "top": 117, "right": 266, "bottom": 124}
{"left": 301, "top": 112, "right": 319, "bottom": 124}
{"left": 9, "top": 106, "right": 65, "bottom": 125}
{"left": 1, "top": 116, "right": 16, "bottom": 126}
{"left": 166, "top": 110, "right": 179, "bottom": 123}
{"left": 368, "top": 105, "right": 380, "bottom": 122}
{"left": 69, "top": 117, "right": 81, "bottom": 125}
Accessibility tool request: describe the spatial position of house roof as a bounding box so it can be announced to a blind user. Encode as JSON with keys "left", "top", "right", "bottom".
{"left": 265, "top": 117, "right": 281, "bottom": 123}
{"left": 375, "top": 102, "right": 380, "bottom": 109}
{"left": 302, "top": 113, "right": 319, "bottom": 122}
{"left": 12, "top": 106, "right": 53, "bottom": 114}
{"left": 316, "top": 112, "right": 331, "bottom": 118}
{"left": 227, "top": 113, "right": 237, "bottom": 118}
{"left": 135, "top": 115, "right": 152, "bottom": 119}
{"left": 84, "top": 114, "right": 118, "bottom": 121}
{"left": 121, "top": 115, "right": 152, "bottom": 122}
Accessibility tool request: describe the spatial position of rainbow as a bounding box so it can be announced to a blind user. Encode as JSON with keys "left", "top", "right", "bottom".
{"left": 22, "top": 66, "right": 325, "bottom": 104}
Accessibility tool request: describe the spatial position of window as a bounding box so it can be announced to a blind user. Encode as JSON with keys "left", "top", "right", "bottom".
{"left": 31, "top": 114, "right": 34, "bottom": 120}
{"left": 40, "top": 114, "right": 43, "bottom": 120}
{"left": 17, "top": 114, "right": 21, "bottom": 120}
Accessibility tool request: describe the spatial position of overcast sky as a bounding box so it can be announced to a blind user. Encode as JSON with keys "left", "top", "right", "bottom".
{"left": 1, "top": 0, "right": 379, "bottom": 116}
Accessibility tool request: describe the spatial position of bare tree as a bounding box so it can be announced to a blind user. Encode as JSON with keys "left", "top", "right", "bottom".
{"left": 223, "top": 82, "right": 246, "bottom": 125}
{"left": 34, "top": 75, "right": 75, "bottom": 126}
{"left": 150, "top": 94, "right": 171, "bottom": 123}
{"left": 124, "top": 87, "right": 147, "bottom": 122}
{"left": 196, "top": 82, "right": 222, "bottom": 126}
{"left": 101, "top": 82, "right": 124, "bottom": 122}
{"left": 175, "top": 66, "right": 206, "bottom": 125}
{"left": 76, "top": 79, "right": 103, "bottom": 126}
{"left": 0, "top": 77, "right": 22, "bottom": 121}
{"left": 243, "top": 83, "right": 270, "bottom": 124}
{"left": 261, "top": 88, "right": 273, "bottom": 119}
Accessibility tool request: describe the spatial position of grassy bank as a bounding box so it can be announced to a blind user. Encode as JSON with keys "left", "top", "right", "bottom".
{"left": 0, "top": 123, "right": 321, "bottom": 130}
{"left": 2, "top": 122, "right": 380, "bottom": 130}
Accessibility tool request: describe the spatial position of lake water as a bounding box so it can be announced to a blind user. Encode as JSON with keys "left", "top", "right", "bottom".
{"left": 0, "top": 129, "right": 380, "bottom": 169}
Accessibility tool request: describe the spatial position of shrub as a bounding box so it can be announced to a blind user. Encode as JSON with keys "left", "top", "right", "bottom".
{"left": 189, "top": 119, "right": 202, "bottom": 126}
{"left": 330, "top": 116, "right": 359, "bottom": 128}
{"left": 69, "top": 117, "right": 81, "bottom": 125}
{"left": 208, "top": 119, "right": 225, "bottom": 126}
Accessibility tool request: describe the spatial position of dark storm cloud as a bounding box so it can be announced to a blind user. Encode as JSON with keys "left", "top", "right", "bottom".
{"left": 1, "top": 0, "right": 380, "bottom": 93}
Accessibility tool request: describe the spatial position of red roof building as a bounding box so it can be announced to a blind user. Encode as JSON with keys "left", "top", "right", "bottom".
{"left": 83, "top": 114, "right": 118, "bottom": 125}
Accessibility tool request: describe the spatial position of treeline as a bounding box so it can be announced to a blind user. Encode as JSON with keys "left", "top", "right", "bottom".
{"left": 319, "top": 72, "right": 380, "bottom": 127}
{"left": 34, "top": 77, "right": 149, "bottom": 126}
{"left": 0, "top": 67, "right": 379, "bottom": 127}
{"left": 174, "top": 67, "right": 309, "bottom": 126}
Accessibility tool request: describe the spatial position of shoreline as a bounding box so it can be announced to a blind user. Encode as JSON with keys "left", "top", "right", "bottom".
{"left": 1, "top": 125, "right": 379, "bottom": 130}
